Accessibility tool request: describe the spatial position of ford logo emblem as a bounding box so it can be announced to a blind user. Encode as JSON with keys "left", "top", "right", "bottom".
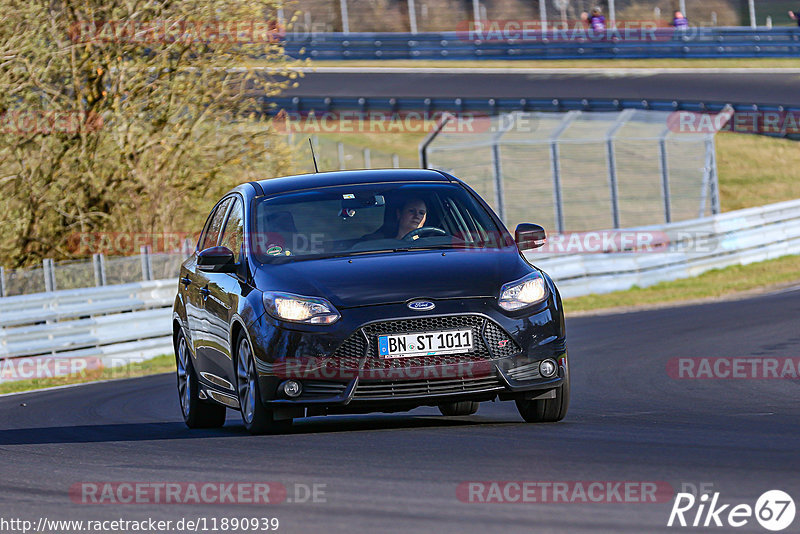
{"left": 407, "top": 300, "right": 435, "bottom": 311}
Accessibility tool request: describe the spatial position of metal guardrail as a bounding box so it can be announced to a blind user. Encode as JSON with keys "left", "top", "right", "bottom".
{"left": 527, "top": 198, "right": 800, "bottom": 298}
{"left": 0, "top": 280, "right": 176, "bottom": 379}
{"left": 283, "top": 28, "right": 800, "bottom": 60}
{"left": 267, "top": 97, "right": 800, "bottom": 141}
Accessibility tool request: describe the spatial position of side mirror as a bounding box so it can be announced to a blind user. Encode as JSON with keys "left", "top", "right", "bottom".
{"left": 515, "top": 224, "right": 547, "bottom": 251}
{"left": 197, "top": 246, "right": 236, "bottom": 273}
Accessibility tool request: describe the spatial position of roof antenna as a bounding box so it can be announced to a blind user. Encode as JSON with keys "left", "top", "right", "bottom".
{"left": 308, "top": 137, "right": 319, "bottom": 173}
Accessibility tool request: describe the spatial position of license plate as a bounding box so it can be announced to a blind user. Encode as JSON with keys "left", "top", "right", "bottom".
{"left": 378, "top": 329, "right": 473, "bottom": 359}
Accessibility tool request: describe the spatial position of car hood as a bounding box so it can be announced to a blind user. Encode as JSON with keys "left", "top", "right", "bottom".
{"left": 253, "top": 248, "right": 531, "bottom": 308}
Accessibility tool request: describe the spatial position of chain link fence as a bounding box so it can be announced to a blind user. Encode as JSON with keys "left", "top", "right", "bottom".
{"left": 0, "top": 250, "right": 187, "bottom": 298}
{"left": 287, "top": 0, "right": 744, "bottom": 33}
{"left": 422, "top": 109, "right": 729, "bottom": 233}
{"left": 292, "top": 135, "right": 415, "bottom": 173}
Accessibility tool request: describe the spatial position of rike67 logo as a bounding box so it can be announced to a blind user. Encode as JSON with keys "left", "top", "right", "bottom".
{"left": 668, "top": 490, "right": 795, "bottom": 531}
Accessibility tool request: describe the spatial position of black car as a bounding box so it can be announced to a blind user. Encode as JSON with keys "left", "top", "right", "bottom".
{"left": 173, "top": 169, "right": 569, "bottom": 434}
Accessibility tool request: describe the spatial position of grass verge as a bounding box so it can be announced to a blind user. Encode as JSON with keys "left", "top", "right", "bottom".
{"left": 0, "top": 353, "right": 176, "bottom": 396}
{"left": 562, "top": 253, "right": 800, "bottom": 314}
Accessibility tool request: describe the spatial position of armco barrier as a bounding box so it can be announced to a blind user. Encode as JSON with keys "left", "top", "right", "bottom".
{"left": 267, "top": 97, "right": 800, "bottom": 141}
{"left": 528, "top": 198, "right": 800, "bottom": 298}
{"left": 1, "top": 199, "right": 799, "bottom": 377}
{"left": 283, "top": 28, "right": 800, "bottom": 60}
{"left": 0, "top": 280, "right": 176, "bottom": 380}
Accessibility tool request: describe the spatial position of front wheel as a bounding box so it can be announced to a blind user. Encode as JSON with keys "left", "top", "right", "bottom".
{"left": 235, "top": 333, "right": 292, "bottom": 435}
{"left": 176, "top": 330, "right": 226, "bottom": 428}
{"left": 515, "top": 372, "right": 570, "bottom": 423}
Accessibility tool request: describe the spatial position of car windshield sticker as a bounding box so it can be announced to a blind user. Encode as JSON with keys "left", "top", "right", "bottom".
{"left": 266, "top": 245, "right": 283, "bottom": 256}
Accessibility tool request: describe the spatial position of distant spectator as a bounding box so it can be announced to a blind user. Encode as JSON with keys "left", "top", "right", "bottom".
{"left": 789, "top": 10, "right": 800, "bottom": 26}
{"left": 672, "top": 11, "right": 689, "bottom": 29}
{"left": 581, "top": 7, "right": 606, "bottom": 31}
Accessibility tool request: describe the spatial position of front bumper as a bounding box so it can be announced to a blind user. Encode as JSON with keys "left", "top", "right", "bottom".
{"left": 248, "top": 296, "right": 567, "bottom": 413}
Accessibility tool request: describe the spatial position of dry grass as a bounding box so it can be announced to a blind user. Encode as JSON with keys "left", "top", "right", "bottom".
{"left": 716, "top": 132, "right": 800, "bottom": 211}
{"left": 0, "top": 354, "right": 175, "bottom": 395}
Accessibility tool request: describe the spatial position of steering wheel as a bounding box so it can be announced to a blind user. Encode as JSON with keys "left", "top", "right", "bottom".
{"left": 401, "top": 226, "right": 447, "bottom": 241}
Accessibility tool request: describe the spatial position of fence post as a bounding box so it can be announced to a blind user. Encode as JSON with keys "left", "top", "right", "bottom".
{"left": 488, "top": 112, "right": 517, "bottom": 225}
{"left": 491, "top": 142, "right": 506, "bottom": 223}
{"left": 418, "top": 113, "right": 453, "bottom": 169}
{"left": 339, "top": 0, "right": 350, "bottom": 33}
{"left": 710, "top": 142, "right": 720, "bottom": 216}
{"left": 140, "top": 246, "right": 153, "bottom": 281}
{"left": 408, "top": 0, "right": 418, "bottom": 34}
{"left": 337, "top": 142, "right": 346, "bottom": 170}
{"left": 705, "top": 136, "right": 721, "bottom": 215}
{"left": 392, "top": 153, "right": 400, "bottom": 168}
{"left": 605, "top": 109, "right": 634, "bottom": 229}
{"left": 606, "top": 139, "right": 621, "bottom": 229}
{"left": 363, "top": 148, "right": 371, "bottom": 169}
{"left": 43, "top": 258, "right": 55, "bottom": 292}
{"left": 548, "top": 111, "right": 580, "bottom": 233}
{"left": 0, "top": 266, "right": 5, "bottom": 298}
{"left": 93, "top": 253, "right": 107, "bottom": 287}
{"left": 658, "top": 137, "right": 672, "bottom": 224}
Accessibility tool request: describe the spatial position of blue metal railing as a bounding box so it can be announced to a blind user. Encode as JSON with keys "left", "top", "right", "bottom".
{"left": 265, "top": 96, "right": 800, "bottom": 140}
{"left": 283, "top": 27, "right": 800, "bottom": 60}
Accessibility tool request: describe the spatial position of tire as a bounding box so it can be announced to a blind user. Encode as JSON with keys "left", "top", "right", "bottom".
{"left": 176, "top": 330, "right": 226, "bottom": 429}
{"left": 515, "top": 370, "right": 570, "bottom": 423}
{"left": 235, "top": 332, "right": 292, "bottom": 435}
{"left": 438, "top": 401, "right": 480, "bottom": 416}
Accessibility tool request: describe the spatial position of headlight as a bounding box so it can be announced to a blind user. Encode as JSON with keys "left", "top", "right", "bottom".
{"left": 498, "top": 272, "right": 548, "bottom": 311}
{"left": 263, "top": 292, "right": 341, "bottom": 324}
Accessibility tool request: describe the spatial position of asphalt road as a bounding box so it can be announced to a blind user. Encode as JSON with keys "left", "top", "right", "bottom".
{"left": 1, "top": 286, "right": 799, "bottom": 533}
{"left": 285, "top": 70, "right": 800, "bottom": 106}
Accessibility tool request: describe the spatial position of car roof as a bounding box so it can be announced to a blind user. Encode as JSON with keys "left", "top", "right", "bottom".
{"left": 252, "top": 169, "right": 452, "bottom": 196}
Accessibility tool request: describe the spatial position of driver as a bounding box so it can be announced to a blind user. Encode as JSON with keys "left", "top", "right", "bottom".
{"left": 359, "top": 196, "right": 429, "bottom": 241}
{"left": 395, "top": 197, "right": 427, "bottom": 239}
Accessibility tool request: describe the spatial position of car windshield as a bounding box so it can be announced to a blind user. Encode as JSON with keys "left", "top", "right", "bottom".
{"left": 251, "top": 182, "right": 509, "bottom": 262}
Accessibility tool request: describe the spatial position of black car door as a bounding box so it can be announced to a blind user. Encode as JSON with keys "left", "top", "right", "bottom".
{"left": 187, "top": 197, "right": 233, "bottom": 373}
{"left": 202, "top": 196, "right": 246, "bottom": 390}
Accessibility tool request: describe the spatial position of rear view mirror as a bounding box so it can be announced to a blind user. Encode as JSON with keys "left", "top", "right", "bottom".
{"left": 341, "top": 194, "right": 385, "bottom": 210}
{"left": 515, "top": 224, "right": 547, "bottom": 251}
{"left": 197, "top": 246, "right": 236, "bottom": 273}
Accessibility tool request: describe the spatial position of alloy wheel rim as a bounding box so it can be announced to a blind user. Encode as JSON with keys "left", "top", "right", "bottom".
{"left": 177, "top": 336, "right": 190, "bottom": 418}
{"left": 237, "top": 339, "right": 255, "bottom": 424}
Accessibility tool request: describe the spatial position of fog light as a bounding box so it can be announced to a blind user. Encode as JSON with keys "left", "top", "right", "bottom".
{"left": 281, "top": 380, "right": 302, "bottom": 398}
{"left": 539, "top": 359, "right": 558, "bottom": 378}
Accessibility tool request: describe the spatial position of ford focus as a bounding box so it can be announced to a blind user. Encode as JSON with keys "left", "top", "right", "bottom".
{"left": 172, "top": 169, "right": 569, "bottom": 434}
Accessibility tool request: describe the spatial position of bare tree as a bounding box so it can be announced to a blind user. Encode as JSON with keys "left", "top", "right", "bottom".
{"left": 0, "top": 0, "right": 302, "bottom": 267}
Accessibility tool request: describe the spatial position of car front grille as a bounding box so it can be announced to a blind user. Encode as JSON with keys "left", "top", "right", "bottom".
{"left": 301, "top": 380, "right": 349, "bottom": 398}
{"left": 506, "top": 361, "right": 541, "bottom": 381}
{"left": 325, "top": 314, "right": 521, "bottom": 371}
{"left": 352, "top": 375, "right": 503, "bottom": 399}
